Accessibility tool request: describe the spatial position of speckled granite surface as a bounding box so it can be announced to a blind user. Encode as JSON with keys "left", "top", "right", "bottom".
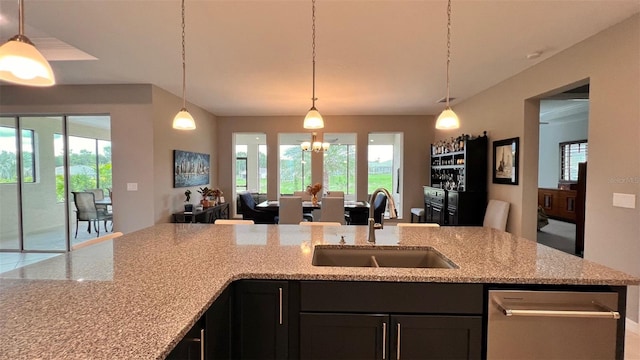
{"left": 0, "top": 224, "right": 638, "bottom": 359}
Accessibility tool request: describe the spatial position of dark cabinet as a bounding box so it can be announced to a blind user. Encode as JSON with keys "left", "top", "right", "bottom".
{"left": 300, "top": 313, "right": 481, "bottom": 360}
{"left": 205, "top": 286, "right": 231, "bottom": 359}
{"left": 167, "top": 317, "right": 205, "bottom": 360}
{"left": 427, "top": 133, "right": 488, "bottom": 226}
{"left": 299, "top": 281, "right": 483, "bottom": 360}
{"left": 300, "top": 313, "right": 386, "bottom": 359}
{"left": 233, "top": 280, "right": 289, "bottom": 359}
{"left": 390, "top": 315, "right": 482, "bottom": 360}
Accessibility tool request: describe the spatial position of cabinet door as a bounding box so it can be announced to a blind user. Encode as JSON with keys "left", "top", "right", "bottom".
{"left": 300, "top": 313, "right": 388, "bottom": 360}
{"left": 447, "top": 207, "right": 458, "bottom": 226}
{"left": 206, "top": 286, "right": 231, "bottom": 359}
{"left": 234, "top": 280, "right": 289, "bottom": 359}
{"left": 166, "top": 319, "right": 205, "bottom": 360}
{"left": 390, "top": 315, "right": 482, "bottom": 360}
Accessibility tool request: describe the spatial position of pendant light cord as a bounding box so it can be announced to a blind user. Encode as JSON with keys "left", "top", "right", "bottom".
{"left": 181, "top": 0, "right": 187, "bottom": 109}
{"left": 18, "top": 0, "right": 25, "bottom": 35}
{"left": 445, "top": 0, "right": 452, "bottom": 108}
{"left": 311, "top": 0, "right": 317, "bottom": 108}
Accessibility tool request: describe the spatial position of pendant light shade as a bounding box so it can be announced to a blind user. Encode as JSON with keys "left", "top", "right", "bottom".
{"left": 172, "top": 0, "right": 196, "bottom": 130}
{"left": 435, "top": 107, "right": 460, "bottom": 130}
{"left": 303, "top": 107, "right": 324, "bottom": 129}
{"left": 173, "top": 108, "right": 196, "bottom": 130}
{"left": 436, "top": 0, "right": 460, "bottom": 130}
{"left": 0, "top": 1, "right": 55, "bottom": 87}
{"left": 303, "top": 0, "right": 324, "bottom": 130}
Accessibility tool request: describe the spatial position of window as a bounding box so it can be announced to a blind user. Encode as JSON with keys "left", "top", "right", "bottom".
{"left": 560, "top": 140, "right": 587, "bottom": 182}
{"left": 279, "top": 133, "right": 312, "bottom": 195}
{"left": 233, "top": 133, "right": 267, "bottom": 217}
{"left": 0, "top": 124, "right": 35, "bottom": 183}
{"left": 368, "top": 133, "right": 403, "bottom": 218}
{"left": 323, "top": 133, "right": 356, "bottom": 199}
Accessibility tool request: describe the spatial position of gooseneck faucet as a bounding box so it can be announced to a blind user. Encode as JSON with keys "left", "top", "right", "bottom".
{"left": 367, "top": 188, "right": 398, "bottom": 244}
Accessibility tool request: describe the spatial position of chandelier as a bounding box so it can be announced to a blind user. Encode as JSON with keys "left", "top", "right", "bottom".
{"left": 435, "top": 0, "right": 460, "bottom": 130}
{"left": 303, "top": 0, "right": 324, "bottom": 129}
{"left": 301, "top": 132, "right": 329, "bottom": 152}
{"left": 172, "top": 0, "right": 196, "bottom": 130}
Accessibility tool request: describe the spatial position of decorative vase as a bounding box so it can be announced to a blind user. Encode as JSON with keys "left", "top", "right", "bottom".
{"left": 202, "top": 199, "right": 210, "bottom": 208}
{"left": 312, "top": 194, "right": 318, "bottom": 206}
{"left": 184, "top": 203, "right": 193, "bottom": 212}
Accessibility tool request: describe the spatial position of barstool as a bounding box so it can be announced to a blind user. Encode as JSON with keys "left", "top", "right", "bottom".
{"left": 410, "top": 207, "right": 425, "bottom": 223}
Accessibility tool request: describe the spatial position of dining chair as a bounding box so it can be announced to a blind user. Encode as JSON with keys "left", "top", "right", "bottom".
{"left": 483, "top": 199, "right": 510, "bottom": 231}
{"left": 293, "top": 191, "right": 312, "bottom": 201}
{"left": 397, "top": 223, "right": 440, "bottom": 227}
{"left": 215, "top": 219, "right": 255, "bottom": 224}
{"left": 277, "top": 196, "right": 304, "bottom": 224}
{"left": 88, "top": 188, "right": 108, "bottom": 212}
{"left": 293, "top": 191, "right": 314, "bottom": 221}
{"left": 318, "top": 197, "right": 346, "bottom": 224}
{"left": 372, "top": 192, "right": 388, "bottom": 226}
{"left": 299, "top": 221, "right": 341, "bottom": 226}
{"left": 72, "top": 191, "right": 113, "bottom": 238}
{"left": 237, "top": 192, "right": 277, "bottom": 224}
{"left": 72, "top": 232, "right": 123, "bottom": 251}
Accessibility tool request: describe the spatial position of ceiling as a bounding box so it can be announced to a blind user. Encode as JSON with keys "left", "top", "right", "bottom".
{"left": 0, "top": 1, "right": 638, "bottom": 118}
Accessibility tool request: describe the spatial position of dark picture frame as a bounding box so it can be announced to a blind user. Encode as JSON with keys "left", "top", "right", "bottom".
{"left": 493, "top": 137, "right": 519, "bottom": 185}
{"left": 173, "top": 150, "right": 210, "bottom": 188}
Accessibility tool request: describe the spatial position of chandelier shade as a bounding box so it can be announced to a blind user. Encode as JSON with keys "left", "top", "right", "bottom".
{"left": 0, "top": 0, "right": 55, "bottom": 87}
{"left": 303, "top": 107, "right": 324, "bottom": 129}
{"left": 173, "top": 108, "right": 196, "bottom": 130}
{"left": 301, "top": 132, "right": 329, "bottom": 152}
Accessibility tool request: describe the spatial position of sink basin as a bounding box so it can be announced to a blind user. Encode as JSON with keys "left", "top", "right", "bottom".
{"left": 312, "top": 245, "right": 458, "bottom": 269}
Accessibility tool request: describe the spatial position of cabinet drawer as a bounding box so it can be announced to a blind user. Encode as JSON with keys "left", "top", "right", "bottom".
{"left": 300, "top": 281, "right": 483, "bottom": 314}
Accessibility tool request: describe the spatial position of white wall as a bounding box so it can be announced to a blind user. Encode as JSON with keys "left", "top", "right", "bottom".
{"left": 538, "top": 119, "right": 588, "bottom": 188}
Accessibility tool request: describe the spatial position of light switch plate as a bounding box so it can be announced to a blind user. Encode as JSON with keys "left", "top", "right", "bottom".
{"left": 613, "top": 193, "right": 636, "bottom": 209}
{"left": 127, "top": 183, "right": 138, "bottom": 191}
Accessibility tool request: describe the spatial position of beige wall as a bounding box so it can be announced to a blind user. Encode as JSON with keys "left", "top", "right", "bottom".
{"left": 0, "top": 84, "right": 216, "bottom": 234}
{"left": 440, "top": 14, "right": 639, "bottom": 320}
{"left": 216, "top": 115, "right": 434, "bottom": 219}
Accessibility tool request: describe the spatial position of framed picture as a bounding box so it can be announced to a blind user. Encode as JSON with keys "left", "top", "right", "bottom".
{"left": 493, "top": 137, "right": 519, "bottom": 185}
{"left": 173, "top": 150, "right": 210, "bottom": 188}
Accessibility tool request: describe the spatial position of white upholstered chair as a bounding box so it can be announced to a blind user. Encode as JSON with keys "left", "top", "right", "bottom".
{"left": 483, "top": 200, "right": 510, "bottom": 231}
{"left": 397, "top": 223, "right": 440, "bottom": 227}
{"left": 299, "top": 221, "right": 342, "bottom": 226}
{"left": 324, "top": 191, "right": 344, "bottom": 198}
{"left": 215, "top": 219, "right": 254, "bottom": 224}
{"left": 293, "top": 191, "right": 312, "bottom": 201}
{"left": 277, "top": 196, "right": 304, "bottom": 224}
{"left": 318, "top": 197, "right": 346, "bottom": 224}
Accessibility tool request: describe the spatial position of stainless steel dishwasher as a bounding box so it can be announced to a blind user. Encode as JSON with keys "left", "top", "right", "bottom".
{"left": 487, "top": 289, "right": 620, "bottom": 359}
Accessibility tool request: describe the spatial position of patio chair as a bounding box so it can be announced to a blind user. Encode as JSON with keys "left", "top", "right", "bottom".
{"left": 72, "top": 191, "right": 113, "bottom": 238}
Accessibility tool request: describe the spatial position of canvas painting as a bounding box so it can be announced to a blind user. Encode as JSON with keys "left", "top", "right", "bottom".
{"left": 174, "top": 150, "right": 210, "bottom": 187}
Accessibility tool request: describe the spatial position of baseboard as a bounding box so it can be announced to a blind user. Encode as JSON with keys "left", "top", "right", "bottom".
{"left": 627, "top": 317, "right": 639, "bottom": 334}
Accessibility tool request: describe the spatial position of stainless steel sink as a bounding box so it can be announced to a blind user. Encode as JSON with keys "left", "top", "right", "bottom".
{"left": 312, "top": 245, "right": 458, "bottom": 269}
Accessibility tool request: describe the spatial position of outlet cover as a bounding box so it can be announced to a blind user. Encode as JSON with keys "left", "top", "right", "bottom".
{"left": 127, "top": 183, "right": 138, "bottom": 191}
{"left": 613, "top": 193, "right": 636, "bottom": 209}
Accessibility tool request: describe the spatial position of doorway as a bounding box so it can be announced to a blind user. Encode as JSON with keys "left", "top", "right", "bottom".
{"left": 537, "top": 84, "right": 589, "bottom": 257}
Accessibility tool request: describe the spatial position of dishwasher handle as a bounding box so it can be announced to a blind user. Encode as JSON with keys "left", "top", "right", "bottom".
{"left": 494, "top": 300, "right": 620, "bottom": 319}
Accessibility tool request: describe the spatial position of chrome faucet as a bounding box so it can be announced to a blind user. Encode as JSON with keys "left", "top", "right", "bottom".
{"left": 367, "top": 188, "right": 398, "bottom": 244}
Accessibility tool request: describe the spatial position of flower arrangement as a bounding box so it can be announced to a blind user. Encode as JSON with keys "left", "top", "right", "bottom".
{"left": 211, "top": 188, "right": 223, "bottom": 198}
{"left": 306, "top": 183, "right": 322, "bottom": 196}
{"left": 197, "top": 187, "right": 214, "bottom": 199}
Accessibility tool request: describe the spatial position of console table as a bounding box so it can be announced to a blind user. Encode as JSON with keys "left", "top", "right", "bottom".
{"left": 173, "top": 202, "right": 229, "bottom": 223}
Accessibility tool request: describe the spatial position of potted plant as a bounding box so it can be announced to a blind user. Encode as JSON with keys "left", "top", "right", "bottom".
{"left": 198, "top": 187, "right": 214, "bottom": 207}
{"left": 184, "top": 190, "right": 193, "bottom": 212}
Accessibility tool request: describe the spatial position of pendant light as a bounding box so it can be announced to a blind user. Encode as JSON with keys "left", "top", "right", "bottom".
{"left": 0, "top": 0, "right": 55, "bottom": 86}
{"left": 435, "top": 0, "right": 460, "bottom": 130}
{"left": 172, "top": 0, "right": 196, "bottom": 130}
{"left": 303, "top": 0, "right": 324, "bottom": 129}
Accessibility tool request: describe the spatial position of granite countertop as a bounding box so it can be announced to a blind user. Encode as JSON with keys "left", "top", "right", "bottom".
{"left": 1, "top": 224, "right": 638, "bottom": 359}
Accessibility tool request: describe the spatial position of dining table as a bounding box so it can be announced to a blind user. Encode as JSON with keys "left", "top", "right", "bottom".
{"left": 256, "top": 199, "right": 370, "bottom": 225}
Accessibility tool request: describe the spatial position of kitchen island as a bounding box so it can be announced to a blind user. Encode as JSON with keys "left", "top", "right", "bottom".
{"left": 1, "top": 223, "right": 638, "bottom": 359}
